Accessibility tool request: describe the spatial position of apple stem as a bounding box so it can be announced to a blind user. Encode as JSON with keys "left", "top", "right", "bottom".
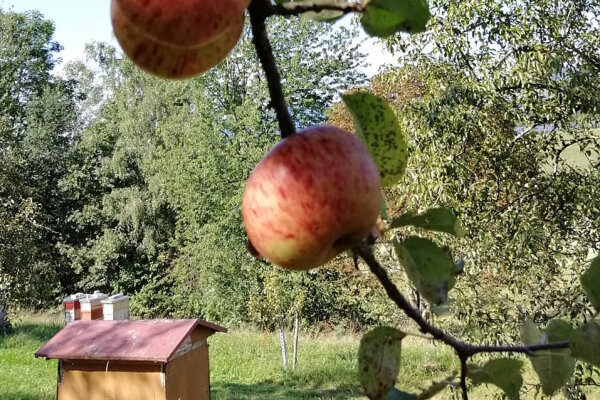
{"left": 248, "top": 0, "right": 296, "bottom": 138}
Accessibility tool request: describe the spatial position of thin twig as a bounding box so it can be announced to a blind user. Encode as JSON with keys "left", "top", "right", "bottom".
{"left": 353, "top": 242, "right": 573, "bottom": 360}
{"left": 416, "top": 372, "right": 458, "bottom": 400}
{"left": 248, "top": 0, "right": 296, "bottom": 138}
{"left": 270, "top": 1, "right": 364, "bottom": 17}
{"left": 469, "top": 341, "right": 570, "bottom": 356}
{"left": 354, "top": 242, "right": 466, "bottom": 350}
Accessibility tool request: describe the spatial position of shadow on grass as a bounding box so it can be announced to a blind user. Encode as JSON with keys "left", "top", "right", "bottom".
{"left": 1, "top": 392, "right": 53, "bottom": 400}
{"left": 0, "top": 322, "right": 61, "bottom": 348}
{"left": 211, "top": 380, "right": 361, "bottom": 400}
{"left": 12, "top": 322, "right": 62, "bottom": 342}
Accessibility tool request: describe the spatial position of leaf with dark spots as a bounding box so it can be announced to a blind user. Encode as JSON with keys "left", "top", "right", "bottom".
{"left": 359, "top": 327, "right": 406, "bottom": 400}
{"left": 570, "top": 318, "right": 600, "bottom": 368}
{"left": 342, "top": 92, "right": 409, "bottom": 187}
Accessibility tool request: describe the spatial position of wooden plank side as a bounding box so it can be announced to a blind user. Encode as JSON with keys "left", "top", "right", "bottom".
{"left": 190, "top": 326, "right": 216, "bottom": 343}
{"left": 166, "top": 345, "right": 210, "bottom": 400}
{"left": 58, "top": 363, "right": 165, "bottom": 400}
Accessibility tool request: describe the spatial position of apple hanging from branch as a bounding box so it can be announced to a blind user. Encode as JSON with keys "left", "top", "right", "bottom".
{"left": 242, "top": 125, "right": 382, "bottom": 270}
{"left": 111, "top": 0, "right": 250, "bottom": 79}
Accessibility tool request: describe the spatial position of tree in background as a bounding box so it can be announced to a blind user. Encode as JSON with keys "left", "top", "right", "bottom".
{"left": 0, "top": 9, "right": 79, "bottom": 306}
{"left": 2, "top": 0, "right": 600, "bottom": 397}
{"left": 59, "top": 17, "right": 377, "bottom": 324}
{"left": 376, "top": 0, "right": 600, "bottom": 341}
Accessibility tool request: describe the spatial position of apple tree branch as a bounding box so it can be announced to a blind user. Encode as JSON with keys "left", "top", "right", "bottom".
{"left": 248, "top": 0, "right": 296, "bottom": 138}
{"left": 248, "top": 0, "right": 573, "bottom": 397}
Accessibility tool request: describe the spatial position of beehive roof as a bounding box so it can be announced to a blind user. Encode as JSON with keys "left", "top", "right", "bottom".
{"left": 35, "top": 319, "right": 227, "bottom": 363}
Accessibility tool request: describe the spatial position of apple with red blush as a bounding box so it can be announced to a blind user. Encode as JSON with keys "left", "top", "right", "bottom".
{"left": 242, "top": 125, "right": 382, "bottom": 270}
{"left": 111, "top": 0, "right": 250, "bottom": 79}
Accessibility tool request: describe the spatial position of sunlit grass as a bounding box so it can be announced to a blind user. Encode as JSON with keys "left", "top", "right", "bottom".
{"left": 2, "top": 313, "right": 599, "bottom": 399}
{"left": 0, "top": 311, "right": 62, "bottom": 400}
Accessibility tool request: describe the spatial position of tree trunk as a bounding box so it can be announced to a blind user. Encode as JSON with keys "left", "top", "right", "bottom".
{"left": 278, "top": 314, "right": 288, "bottom": 370}
{"left": 292, "top": 308, "right": 299, "bottom": 370}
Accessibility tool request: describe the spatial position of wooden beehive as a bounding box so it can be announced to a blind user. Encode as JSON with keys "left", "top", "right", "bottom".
{"left": 63, "top": 293, "right": 85, "bottom": 325}
{"left": 79, "top": 291, "right": 108, "bottom": 320}
{"left": 35, "top": 319, "right": 227, "bottom": 400}
{"left": 101, "top": 293, "right": 130, "bottom": 320}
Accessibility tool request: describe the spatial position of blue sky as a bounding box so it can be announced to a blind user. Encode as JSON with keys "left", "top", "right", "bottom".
{"left": 0, "top": 0, "right": 396, "bottom": 76}
{"left": 0, "top": 0, "right": 116, "bottom": 65}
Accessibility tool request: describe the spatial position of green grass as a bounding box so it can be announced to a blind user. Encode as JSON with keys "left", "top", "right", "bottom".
{"left": 0, "top": 312, "right": 62, "bottom": 400}
{"left": 210, "top": 331, "right": 458, "bottom": 399}
{"left": 2, "top": 313, "right": 599, "bottom": 399}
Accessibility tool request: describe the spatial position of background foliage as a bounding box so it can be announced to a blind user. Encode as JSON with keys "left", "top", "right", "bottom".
{"left": 1, "top": 1, "right": 599, "bottom": 395}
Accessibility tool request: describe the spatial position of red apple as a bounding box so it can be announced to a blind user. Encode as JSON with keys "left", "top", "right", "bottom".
{"left": 111, "top": 0, "right": 249, "bottom": 79}
{"left": 242, "top": 125, "right": 382, "bottom": 270}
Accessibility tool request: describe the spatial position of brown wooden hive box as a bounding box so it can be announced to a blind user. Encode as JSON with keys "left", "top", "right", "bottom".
{"left": 35, "top": 319, "right": 227, "bottom": 400}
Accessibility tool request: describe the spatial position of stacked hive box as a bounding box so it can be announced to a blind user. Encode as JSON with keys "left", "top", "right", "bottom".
{"left": 80, "top": 291, "right": 108, "bottom": 321}
{"left": 101, "top": 294, "right": 130, "bottom": 320}
{"left": 63, "top": 294, "right": 85, "bottom": 325}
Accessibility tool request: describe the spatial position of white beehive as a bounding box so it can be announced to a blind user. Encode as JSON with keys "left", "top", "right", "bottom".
{"left": 101, "top": 293, "right": 130, "bottom": 320}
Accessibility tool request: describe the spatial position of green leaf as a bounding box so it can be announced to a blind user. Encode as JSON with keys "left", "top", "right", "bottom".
{"left": 342, "top": 92, "right": 409, "bottom": 187}
{"left": 393, "top": 237, "right": 458, "bottom": 306}
{"left": 391, "top": 208, "right": 466, "bottom": 237}
{"left": 522, "top": 319, "right": 575, "bottom": 396}
{"left": 570, "top": 319, "right": 600, "bottom": 368}
{"left": 468, "top": 359, "right": 523, "bottom": 400}
{"left": 581, "top": 256, "right": 600, "bottom": 311}
{"left": 520, "top": 318, "right": 542, "bottom": 344}
{"left": 358, "top": 326, "right": 406, "bottom": 400}
{"left": 280, "top": 0, "right": 345, "bottom": 21}
{"left": 386, "top": 387, "right": 416, "bottom": 400}
{"left": 545, "top": 319, "right": 574, "bottom": 343}
{"left": 380, "top": 194, "right": 388, "bottom": 221}
{"left": 361, "top": 0, "right": 430, "bottom": 37}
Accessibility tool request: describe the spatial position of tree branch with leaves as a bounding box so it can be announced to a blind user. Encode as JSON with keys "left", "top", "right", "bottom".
{"left": 108, "top": 0, "right": 600, "bottom": 398}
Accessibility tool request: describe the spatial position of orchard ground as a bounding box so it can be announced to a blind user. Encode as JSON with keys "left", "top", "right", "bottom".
{"left": 2, "top": 312, "right": 599, "bottom": 399}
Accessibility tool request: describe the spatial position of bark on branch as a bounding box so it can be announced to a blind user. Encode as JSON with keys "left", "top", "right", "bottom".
{"left": 270, "top": 1, "right": 364, "bottom": 17}
{"left": 248, "top": 0, "right": 296, "bottom": 138}
{"left": 353, "top": 242, "right": 571, "bottom": 360}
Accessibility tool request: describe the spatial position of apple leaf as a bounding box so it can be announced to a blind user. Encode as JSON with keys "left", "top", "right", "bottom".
{"left": 570, "top": 318, "right": 600, "bottom": 368}
{"left": 521, "top": 319, "right": 575, "bottom": 396}
{"left": 520, "top": 318, "right": 542, "bottom": 344}
{"left": 386, "top": 387, "right": 416, "bottom": 400}
{"left": 342, "top": 92, "right": 409, "bottom": 187}
{"left": 361, "top": 0, "right": 430, "bottom": 37}
{"left": 279, "top": 0, "right": 346, "bottom": 21}
{"left": 393, "top": 237, "right": 459, "bottom": 306}
{"left": 468, "top": 359, "right": 523, "bottom": 400}
{"left": 380, "top": 194, "right": 389, "bottom": 221}
{"left": 545, "top": 319, "right": 574, "bottom": 343}
{"left": 581, "top": 256, "right": 600, "bottom": 312}
{"left": 358, "top": 326, "right": 406, "bottom": 400}
{"left": 390, "top": 208, "right": 466, "bottom": 237}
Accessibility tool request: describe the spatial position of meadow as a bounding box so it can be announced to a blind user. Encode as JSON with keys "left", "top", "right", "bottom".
{"left": 1, "top": 312, "right": 598, "bottom": 400}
